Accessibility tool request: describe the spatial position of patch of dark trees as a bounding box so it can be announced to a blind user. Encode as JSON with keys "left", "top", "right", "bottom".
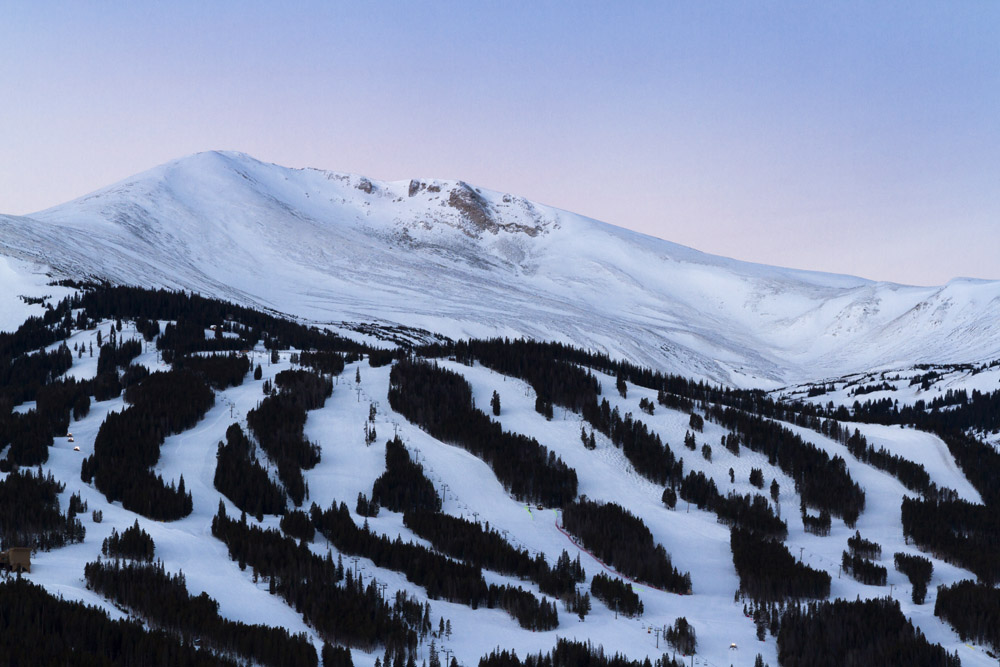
{"left": 1, "top": 341, "right": 72, "bottom": 406}
{"left": 81, "top": 368, "right": 213, "bottom": 521}
{"left": 841, "top": 551, "right": 887, "bottom": 586}
{"left": 102, "top": 519, "right": 155, "bottom": 562}
{"left": 0, "top": 578, "right": 239, "bottom": 667}
{"left": 212, "top": 503, "right": 427, "bottom": 655}
{"left": 934, "top": 580, "right": 1000, "bottom": 653}
{"left": 832, "top": 424, "right": 945, "bottom": 501}
{"left": 84, "top": 558, "right": 316, "bottom": 667}
{"left": 730, "top": 527, "right": 830, "bottom": 602}
{"left": 245, "top": 369, "right": 331, "bottom": 507}
{"left": 846, "top": 530, "right": 881, "bottom": 559}
{"left": 96, "top": 337, "right": 142, "bottom": 375}
{"left": 895, "top": 552, "right": 933, "bottom": 604}
{"left": 665, "top": 617, "right": 697, "bottom": 656}
{"left": 403, "top": 509, "right": 585, "bottom": 599}
{"left": 901, "top": 495, "right": 1000, "bottom": 584}
{"left": 776, "top": 598, "right": 959, "bottom": 667}
{"left": 0, "top": 467, "right": 84, "bottom": 551}
{"left": 297, "top": 350, "right": 346, "bottom": 375}
{"left": 582, "top": 399, "right": 684, "bottom": 488}
{"left": 72, "top": 284, "right": 367, "bottom": 355}
{"left": 560, "top": 499, "right": 691, "bottom": 593}
{"left": 311, "top": 500, "right": 559, "bottom": 631}
{"left": 438, "top": 339, "right": 684, "bottom": 489}
{"left": 678, "top": 471, "right": 787, "bottom": 540}
{"left": 214, "top": 423, "right": 287, "bottom": 519}
{"left": 387, "top": 359, "right": 577, "bottom": 507}
{"left": 371, "top": 436, "right": 442, "bottom": 513}
{"left": 279, "top": 509, "right": 315, "bottom": 542}
{"left": 173, "top": 353, "right": 250, "bottom": 389}
{"left": 478, "top": 638, "right": 685, "bottom": 667}
{"left": 590, "top": 572, "right": 643, "bottom": 617}
{"left": 801, "top": 505, "right": 831, "bottom": 536}
{"left": 703, "top": 405, "right": 865, "bottom": 526}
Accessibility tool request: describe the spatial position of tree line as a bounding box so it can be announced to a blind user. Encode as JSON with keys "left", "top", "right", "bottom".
{"left": 678, "top": 471, "right": 787, "bottom": 539}
{"left": 730, "top": 527, "right": 830, "bottom": 602}
{"left": 560, "top": 499, "right": 691, "bottom": 593}
{"left": 388, "top": 359, "right": 578, "bottom": 507}
{"left": 0, "top": 467, "right": 84, "bottom": 551}
{"left": 82, "top": 368, "right": 213, "bottom": 520}
{"left": 0, "top": 578, "right": 240, "bottom": 667}
{"left": 211, "top": 502, "right": 425, "bottom": 655}
{"left": 245, "top": 369, "right": 331, "bottom": 507}
{"left": 311, "top": 500, "right": 559, "bottom": 631}
{"left": 777, "top": 598, "right": 959, "bottom": 667}
{"left": 84, "top": 557, "right": 317, "bottom": 667}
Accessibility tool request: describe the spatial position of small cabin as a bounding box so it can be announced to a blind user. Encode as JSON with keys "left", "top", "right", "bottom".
{"left": 73, "top": 446, "right": 81, "bottom": 452}
{"left": 0, "top": 547, "right": 31, "bottom": 573}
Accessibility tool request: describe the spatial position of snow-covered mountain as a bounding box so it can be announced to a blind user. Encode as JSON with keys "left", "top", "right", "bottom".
{"left": 2, "top": 150, "right": 999, "bottom": 387}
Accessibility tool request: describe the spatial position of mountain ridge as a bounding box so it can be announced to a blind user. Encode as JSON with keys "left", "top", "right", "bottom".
{"left": 2, "top": 150, "right": 998, "bottom": 387}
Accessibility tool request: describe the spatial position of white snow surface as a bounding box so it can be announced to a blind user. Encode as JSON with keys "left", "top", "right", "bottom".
{"left": 2, "top": 151, "right": 1000, "bottom": 386}
{"left": 12, "top": 335, "right": 996, "bottom": 667}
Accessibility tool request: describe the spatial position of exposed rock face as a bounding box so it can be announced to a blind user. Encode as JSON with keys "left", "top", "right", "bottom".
{"left": 447, "top": 184, "right": 496, "bottom": 234}
{"left": 356, "top": 178, "right": 374, "bottom": 194}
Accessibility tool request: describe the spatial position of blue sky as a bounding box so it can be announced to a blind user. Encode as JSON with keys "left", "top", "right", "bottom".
{"left": 2, "top": 2, "right": 997, "bottom": 285}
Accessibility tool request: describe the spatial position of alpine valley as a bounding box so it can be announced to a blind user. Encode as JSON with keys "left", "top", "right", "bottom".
{"left": 1, "top": 151, "right": 999, "bottom": 667}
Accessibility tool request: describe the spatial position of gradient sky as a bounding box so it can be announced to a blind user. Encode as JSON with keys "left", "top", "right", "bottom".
{"left": 2, "top": 2, "right": 997, "bottom": 285}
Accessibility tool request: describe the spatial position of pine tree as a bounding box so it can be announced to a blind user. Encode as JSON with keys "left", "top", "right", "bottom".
{"left": 491, "top": 390, "right": 501, "bottom": 416}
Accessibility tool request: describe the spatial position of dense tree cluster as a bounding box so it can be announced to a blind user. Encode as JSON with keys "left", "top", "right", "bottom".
{"left": 173, "top": 353, "right": 250, "bottom": 389}
{"left": 211, "top": 503, "right": 426, "bottom": 654}
{"left": 246, "top": 369, "right": 330, "bottom": 506}
{"left": 280, "top": 509, "right": 315, "bottom": 542}
{"left": 84, "top": 558, "right": 316, "bottom": 667}
{"left": 388, "top": 359, "right": 577, "bottom": 507}
{"left": 311, "top": 501, "right": 559, "bottom": 630}
{"left": 102, "top": 520, "right": 155, "bottom": 562}
{"left": 777, "top": 598, "right": 959, "bottom": 667}
{"left": 214, "top": 423, "right": 287, "bottom": 519}
{"left": 901, "top": 496, "right": 1000, "bottom": 584}
{"left": 934, "top": 580, "right": 1000, "bottom": 653}
{"left": 590, "top": 573, "right": 643, "bottom": 617}
{"left": 0, "top": 578, "right": 239, "bottom": 667}
{"left": 478, "top": 638, "right": 684, "bottom": 667}
{"left": 841, "top": 551, "right": 887, "bottom": 586}
{"left": 730, "top": 527, "right": 830, "bottom": 602}
{"left": 703, "top": 405, "right": 865, "bottom": 525}
{"left": 561, "top": 499, "right": 690, "bottom": 593}
{"left": 82, "top": 368, "right": 212, "bottom": 520}
{"left": 297, "top": 350, "right": 346, "bottom": 375}
{"left": 665, "top": 617, "right": 696, "bottom": 655}
{"left": 839, "top": 426, "right": 942, "bottom": 500}
{"left": 895, "top": 552, "right": 933, "bottom": 604}
{"left": 678, "top": 471, "right": 787, "bottom": 539}
{"left": 96, "top": 338, "right": 142, "bottom": 375}
{"left": 0, "top": 467, "right": 84, "bottom": 550}
{"left": 581, "top": 399, "right": 684, "bottom": 487}
{"left": 846, "top": 530, "right": 881, "bottom": 559}
{"left": 372, "top": 436, "right": 442, "bottom": 513}
{"left": 800, "top": 507, "right": 831, "bottom": 536}
{"left": 404, "top": 509, "right": 584, "bottom": 599}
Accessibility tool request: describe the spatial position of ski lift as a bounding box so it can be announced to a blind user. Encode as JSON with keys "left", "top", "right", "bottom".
{"left": 73, "top": 446, "right": 81, "bottom": 452}
{"left": 68, "top": 437, "right": 75, "bottom": 443}
{"left": 65, "top": 432, "right": 73, "bottom": 438}
{"left": 730, "top": 642, "right": 739, "bottom": 650}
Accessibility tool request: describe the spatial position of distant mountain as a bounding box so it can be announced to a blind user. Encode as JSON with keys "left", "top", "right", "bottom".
{"left": 2, "top": 150, "right": 998, "bottom": 386}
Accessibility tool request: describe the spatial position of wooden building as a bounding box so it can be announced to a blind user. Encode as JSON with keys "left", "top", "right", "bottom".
{"left": 0, "top": 547, "right": 31, "bottom": 573}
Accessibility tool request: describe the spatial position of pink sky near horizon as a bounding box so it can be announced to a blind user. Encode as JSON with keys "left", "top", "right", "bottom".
{"left": 1, "top": 2, "right": 997, "bottom": 286}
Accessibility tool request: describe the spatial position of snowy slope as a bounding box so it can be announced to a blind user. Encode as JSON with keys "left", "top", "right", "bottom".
{"left": 18, "top": 328, "right": 996, "bottom": 667}
{"left": 2, "top": 151, "right": 999, "bottom": 387}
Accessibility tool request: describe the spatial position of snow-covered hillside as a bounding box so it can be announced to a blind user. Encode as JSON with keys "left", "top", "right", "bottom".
{"left": 3, "top": 150, "right": 999, "bottom": 387}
